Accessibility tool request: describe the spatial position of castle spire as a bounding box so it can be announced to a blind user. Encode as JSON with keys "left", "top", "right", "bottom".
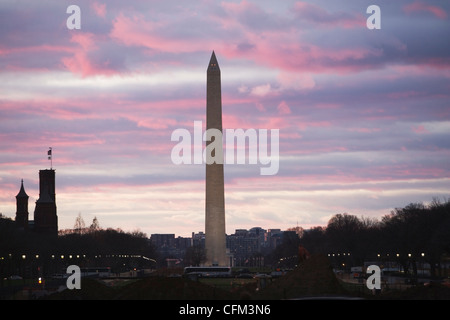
{"left": 15, "top": 179, "right": 29, "bottom": 230}
{"left": 16, "top": 179, "right": 28, "bottom": 198}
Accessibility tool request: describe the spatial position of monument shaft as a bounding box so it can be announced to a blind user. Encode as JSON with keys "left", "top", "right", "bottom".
{"left": 205, "top": 52, "right": 227, "bottom": 266}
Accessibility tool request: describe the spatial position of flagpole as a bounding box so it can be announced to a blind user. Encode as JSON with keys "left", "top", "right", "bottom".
{"left": 48, "top": 147, "right": 53, "bottom": 170}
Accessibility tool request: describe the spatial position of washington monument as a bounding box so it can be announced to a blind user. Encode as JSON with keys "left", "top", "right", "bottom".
{"left": 205, "top": 51, "right": 228, "bottom": 266}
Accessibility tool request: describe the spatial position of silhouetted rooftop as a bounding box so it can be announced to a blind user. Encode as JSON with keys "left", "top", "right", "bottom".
{"left": 16, "top": 180, "right": 28, "bottom": 198}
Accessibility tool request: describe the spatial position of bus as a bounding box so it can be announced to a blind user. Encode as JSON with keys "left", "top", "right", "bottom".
{"left": 183, "top": 266, "right": 231, "bottom": 278}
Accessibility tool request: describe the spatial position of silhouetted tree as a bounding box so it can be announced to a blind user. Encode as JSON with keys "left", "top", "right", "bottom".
{"left": 301, "top": 226, "right": 326, "bottom": 254}
{"left": 184, "top": 245, "right": 206, "bottom": 266}
{"left": 381, "top": 200, "right": 450, "bottom": 277}
{"left": 89, "top": 216, "right": 100, "bottom": 232}
{"left": 266, "top": 231, "right": 301, "bottom": 268}
{"left": 326, "top": 213, "right": 366, "bottom": 264}
{"left": 74, "top": 213, "right": 85, "bottom": 234}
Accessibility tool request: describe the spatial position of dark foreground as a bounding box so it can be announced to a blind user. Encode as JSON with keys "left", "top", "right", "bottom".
{"left": 5, "top": 255, "right": 450, "bottom": 300}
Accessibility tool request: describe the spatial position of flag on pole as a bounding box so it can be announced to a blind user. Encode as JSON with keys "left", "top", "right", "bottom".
{"left": 48, "top": 147, "right": 53, "bottom": 169}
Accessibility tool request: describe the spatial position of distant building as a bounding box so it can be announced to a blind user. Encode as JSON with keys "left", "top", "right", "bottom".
{"left": 227, "top": 229, "right": 261, "bottom": 266}
{"left": 14, "top": 169, "right": 58, "bottom": 235}
{"left": 192, "top": 231, "right": 205, "bottom": 248}
{"left": 15, "top": 180, "right": 29, "bottom": 230}
{"left": 150, "top": 233, "right": 175, "bottom": 249}
{"left": 148, "top": 228, "right": 292, "bottom": 267}
{"left": 265, "top": 229, "right": 283, "bottom": 250}
{"left": 227, "top": 227, "right": 283, "bottom": 267}
{"left": 150, "top": 234, "right": 192, "bottom": 261}
{"left": 34, "top": 169, "right": 58, "bottom": 234}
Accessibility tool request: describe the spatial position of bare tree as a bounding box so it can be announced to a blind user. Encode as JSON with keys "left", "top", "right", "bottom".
{"left": 74, "top": 213, "right": 85, "bottom": 234}
{"left": 185, "top": 245, "right": 207, "bottom": 266}
{"left": 89, "top": 216, "right": 100, "bottom": 232}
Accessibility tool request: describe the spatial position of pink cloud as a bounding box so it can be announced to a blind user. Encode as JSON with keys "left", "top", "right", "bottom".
{"left": 61, "top": 33, "right": 122, "bottom": 77}
{"left": 314, "top": 103, "right": 342, "bottom": 110}
{"left": 61, "top": 52, "right": 90, "bottom": 76}
{"left": 347, "top": 127, "right": 381, "bottom": 134}
{"left": 404, "top": 2, "right": 448, "bottom": 19}
{"left": 108, "top": 6, "right": 381, "bottom": 76}
{"left": 110, "top": 13, "right": 212, "bottom": 54}
{"left": 224, "top": 32, "right": 383, "bottom": 74}
{"left": 68, "top": 33, "right": 97, "bottom": 51}
{"left": 221, "top": 0, "right": 257, "bottom": 16}
{"left": 130, "top": 98, "right": 205, "bottom": 115}
{"left": 277, "top": 72, "right": 316, "bottom": 91}
{"left": 223, "top": 114, "right": 258, "bottom": 129}
{"left": 0, "top": 44, "right": 73, "bottom": 56}
{"left": 250, "top": 83, "right": 274, "bottom": 97}
{"left": 102, "top": 3, "right": 378, "bottom": 76}
{"left": 277, "top": 101, "right": 291, "bottom": 115}
{"left": 412, "top": 125, "right": 429, "bottom": 134}
{"left": 256, "top": 116, "right": 293, "bottom": 131}
{"left": 293, "top": 2, "right": 366, "bottom": 29}
{"left": 91, "top": 2, "right": 107, "bottom": 18}
{"left": 223, "top": 111, "right": 293, "bottom": 132}
{"left": 1, "top": 98, "right": 98, "bottom": 121}
{"left": 216, "top": 2, "right": 377, "bottom": 74}
{"left": 124, "top": 115, "right": 178, "bottom": 130}
{"left": 387, "top": 91, "right": 421, "bottom": 99}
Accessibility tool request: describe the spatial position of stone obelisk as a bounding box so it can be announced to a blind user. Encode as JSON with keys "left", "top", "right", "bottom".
{"left": 205, "top": 51, "right": 227, "bottom": 266}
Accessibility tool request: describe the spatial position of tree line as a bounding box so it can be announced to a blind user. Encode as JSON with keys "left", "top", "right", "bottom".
{"left": 2, "top": 198, "right": 449, "bottom": 278}
{"left": 0, "top": 214, "right": 156, "bottom": 277}
{"left": 183, "top": 198, "right": 450, "bottom": 274}
{"left": 298, "top": 198, "right": 450, "bottom": 277}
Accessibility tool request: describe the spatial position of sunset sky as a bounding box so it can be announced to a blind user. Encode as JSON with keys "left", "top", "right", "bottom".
{"left": 1, "top": 0, "right": 449, "bottom": 237}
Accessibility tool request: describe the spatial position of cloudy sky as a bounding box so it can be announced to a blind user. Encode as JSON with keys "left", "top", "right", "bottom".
{"left": 1, "top": 0, "right": 449, "bottom": 237}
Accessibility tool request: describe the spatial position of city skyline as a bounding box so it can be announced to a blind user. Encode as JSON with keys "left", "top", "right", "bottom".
{"left": 1, "top": 1, "right": 449, "bottom": 237}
